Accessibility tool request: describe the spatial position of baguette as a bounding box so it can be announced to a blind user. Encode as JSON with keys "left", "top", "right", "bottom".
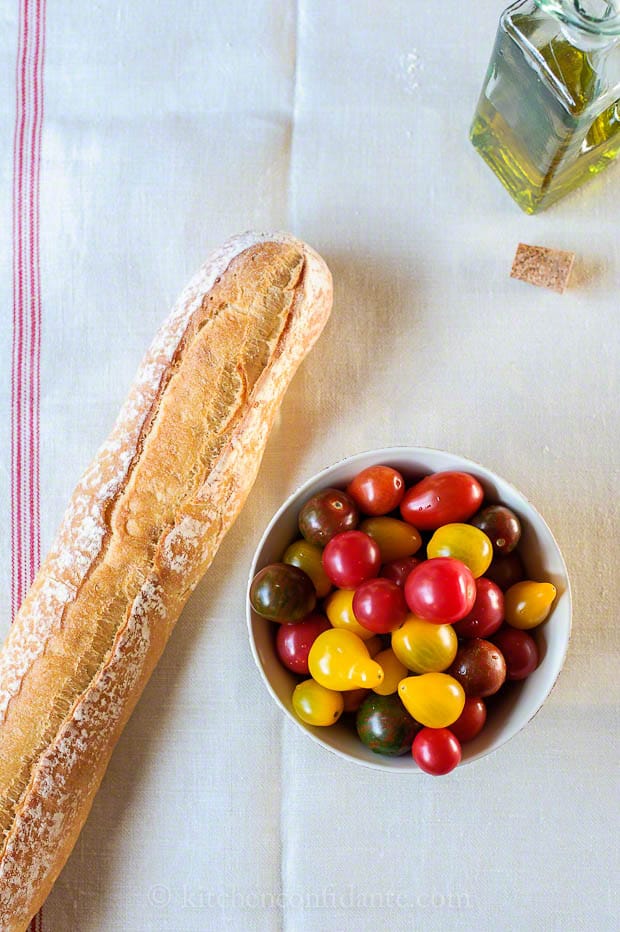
{"left": 0, "top": 231, "right": 333, "bottom": 930}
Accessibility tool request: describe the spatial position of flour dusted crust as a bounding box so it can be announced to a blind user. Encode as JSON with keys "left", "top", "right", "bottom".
{"left": 0, "top": 232, "right": 332, "bottom": 930}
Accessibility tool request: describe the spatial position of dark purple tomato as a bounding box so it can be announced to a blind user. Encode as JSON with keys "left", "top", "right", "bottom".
{"left": 449, "top": 697, "right": 487, "bottom": 743}
{"left": 484, "top": 551, "right": 525, "bottom": 591}
{"left": 356, "top": 694, "right": 421, "bottom": 756}
{"left": 404, "top": 557, "right": 476, "bottom": 624}
{"left": 400, "top": 471, "right": 484, "bottom": 531}
{"left": 449, "top": 638, "right": 507, "bottom": 697}
{"left": 322, "top": 530, "right": 381, "bottom": 588}
{"left": 380, "top": 555, "right": 422, "bottom": 588}
{"left": 453, "top": 578, "right": 505, "bottom": 639}
{"left": 298, "top": 488, "right": 359, "bottom": 546}
{"left": 471, "top": 505, "right": 522, "bottom": 555}
{"left": 275, "top": 614, "right": 331, "bottom": 675}
{"left": 352, "top": 578, "right": 408, "bottom": 634}
{"left": 412, "top": 728, "right": 461, "bottom": 775}
{"left": 346, "top": 465, "right": 405, "bottom": 516}
{"left": 492, "top": 626, "right": 539, "bottom": 680}
{"left": 250, "top": 563, "right": 316, "bottom": 622}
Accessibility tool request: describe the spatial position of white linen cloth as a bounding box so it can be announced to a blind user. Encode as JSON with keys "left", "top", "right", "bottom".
{"left": 1, "top": 1, "right": 618, "bottom": 929}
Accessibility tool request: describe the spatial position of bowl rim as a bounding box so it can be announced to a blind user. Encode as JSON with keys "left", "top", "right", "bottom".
{"left": 246, "top": 445, "right": 573, "bottom": 773}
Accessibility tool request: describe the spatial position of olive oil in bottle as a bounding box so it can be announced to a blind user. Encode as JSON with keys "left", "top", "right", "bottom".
{"left": 470, "top": 0, "right": 620, "bottom": 212}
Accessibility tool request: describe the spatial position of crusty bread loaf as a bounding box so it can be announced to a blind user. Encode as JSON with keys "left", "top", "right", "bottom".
{"left": 0, "top": 231, "right": 332, "bottom": 930}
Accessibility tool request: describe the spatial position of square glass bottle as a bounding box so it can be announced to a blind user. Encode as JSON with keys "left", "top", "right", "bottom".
{"left": 470, "top": 0, "right": 620, "bottom": 212}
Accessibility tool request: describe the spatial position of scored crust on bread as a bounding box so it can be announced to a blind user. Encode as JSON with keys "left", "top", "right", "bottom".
{"left": 0, "top": 231, "right": 332, "bottom": 930}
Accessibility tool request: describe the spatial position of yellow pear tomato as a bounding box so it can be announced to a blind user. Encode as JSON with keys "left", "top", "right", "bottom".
{"left": 504, "top": 580, "right": 557, "bottom": 629}
{"left": 398, "top": 672, "right": 465, "bottom": 728}
{"left": 292, "top": 679, "right": 344, "bottom": 726}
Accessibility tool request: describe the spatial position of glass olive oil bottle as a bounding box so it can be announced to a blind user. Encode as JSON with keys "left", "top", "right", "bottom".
{"left": 471, "top": 0, "right": 620, "bottom": 212}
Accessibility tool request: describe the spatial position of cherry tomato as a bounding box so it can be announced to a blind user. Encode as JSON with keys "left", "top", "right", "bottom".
{"left": 292, "top": 679, "right": 344, "bottom": 726}
{"left": 449, "top": 697, "right": 487, "bottom": 743}
{"left": 412, "top": 728, "right": 461, "bottom": 775}
{"left": 504, "top": 581, "right": 557, "bottom": 630}
{"left": 453, "top": 578, "right": 504, "bottom": 639}
{"left": 352, "top": 578, "right": 408, "bottom": 633}
{"left": 360, "top": 516, "right": 422, "bottom": 563}
{"left": 276, "top": 614, "right": 331, "bottom": 674}
{"left": 364, "top": 635, "right": 384, "bottom": 658}
{"left": 298, "top": 488, "right": 358, "bottom": 546}
{"left": 404, "top": 557, "right": 476, "bottom": 624}
{"left": 391, "top": 616, "right": 458, "bottom": 673}
{"left": 398, "top": 672, "right": 465, "bottom": 728}
{"left": 283, "top": 539, "right": 332, "bottom": 598}
{"left": 427, "top": 523, "right": 493, "bottom": 578}
{"left": 449, "top": 638, "right": 506, "bottom": 697}
{"left": 341, "top": 688, "right": 370, "bottom": 713}
{"left": 484, "top": 551, "right": 525, "bottom": 591}
{"left": 372, "top": 648, "right": 409, "bottom": 696}
{"left": 322, "top": 530, "right": 381, "bottom": 588}
{"left": 250, "top": 563, "right": 316, "bottom": 622}
{"left": 325, "top": 588, "right": 375, "bottom": 641}
{"left": 400, "top": 471, "right": 484, "bottom": 531}
{"left": 471, "top": 505, "right": 522, "bottom": 555}
{"left": 380, "top": 556, "right": 422, "bottom": 588}
{"left": 492, "top": 626, "right": 539, "bottom": 680}
{"left": 346, "top": 465, "right": 405, "bottom": 516}
{"left": 356, "top": 694, "right": 420, "bottom": 756}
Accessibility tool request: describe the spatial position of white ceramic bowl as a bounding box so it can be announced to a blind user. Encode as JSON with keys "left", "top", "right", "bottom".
{"left": 246, "top": 447, "right": 572, "bottom": 772}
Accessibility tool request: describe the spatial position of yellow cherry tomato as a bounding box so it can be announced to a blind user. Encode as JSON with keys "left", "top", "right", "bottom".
{"left": 427, "top": 523, "right": 493, "bottom": 578}
{"left": 360, "top": 516, "right": 422, "bottom": 563}
{"left": 398, "top": 672, "right": 465, "bottom": 728}
{"left": 504, "top": 580, "right": 557, "bottom": 629}
{"left": 373, "top": 648, "right": 409, "bottom": 695}
{"left": 292, "top": 679, "right": 344, "bottom": 726}
{"left": 325, "top": 588, "right": 375, "bottom": 641}
{"left": 391, "top": 615, "right": 458, "bottom": 673}
{"left": 283, "top": 539, "right": 332, "bottom": 598}
{"left": 308, "top": 629, "right": 384, "bottom": 691}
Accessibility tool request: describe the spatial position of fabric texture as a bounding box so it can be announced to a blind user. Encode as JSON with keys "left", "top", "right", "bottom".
{"left": 1, "top": 1, "right": 618, "bottom": 930}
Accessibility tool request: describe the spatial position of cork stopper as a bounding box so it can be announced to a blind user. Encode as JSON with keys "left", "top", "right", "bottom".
{"left": 510, "top": 242, "right": 576, "bottom": 294}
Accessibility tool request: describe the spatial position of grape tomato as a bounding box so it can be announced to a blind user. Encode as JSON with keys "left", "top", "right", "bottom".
{"left": 453, "top": 578, "right": 504, "bottom": 639}
{"left": 360, "top": 516, "right": 422, "bottom": 563}
{"left": 400, "top": 471, "right": 484, "bottom": 531}
{"left": 427, "top": 523, "right": 493, "bottom": 578}
{"left": 346, "top": 465, "right": 405, "bottom": 515}
{"left": 352, "top": 578, "right": 408, "bottom": 633}
{"left": 405, "top": 557, "right": 476, "bottom": 624}
{"left": 322, "top": 530, "right": 381, "bottom": 588}
{"left": 412, "top": 728, "right": 461, "bottom": 775}
{"left": 298, "top": 488, "right": 358, "bottom": 546}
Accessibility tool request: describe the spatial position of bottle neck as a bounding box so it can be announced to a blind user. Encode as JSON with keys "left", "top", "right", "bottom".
{"left": 536, "top": 0, "right": 620, "bottom": 46}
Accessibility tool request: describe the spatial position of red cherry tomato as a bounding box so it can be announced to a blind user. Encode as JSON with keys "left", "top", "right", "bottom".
{"left": 380, "top": 556, "right": 422, "bottom": 588}
{"left": 322, "top": 530, "right": 381, "bottom": 588}
{"left": 346, "top": 465, "right": 405, "bottom": 516}
{"left": 400, "top": 471, "right": 484, "bottom": 531}
{"left": 449, "top": 697, "right": 487, "bottom": 743}
{"left": 453, "top": 578, "right": 504, "bottom": 639}
{"left": 275, "top": 614, "right": 331, "bottom": 675}
{"left": 492, "top": 626, "right": 539, "bottom": 680}
{"left": 412, "top": 728, "right": 462, "bottom": 775}
{"left": 404, "top": 557, "right": 476, "bottom": 624}
{"left": 352, "top": 578, "right": 408, "bottom": 634}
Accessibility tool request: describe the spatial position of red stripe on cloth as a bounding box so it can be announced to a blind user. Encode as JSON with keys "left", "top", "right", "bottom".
{"left": 11, "top": 1, "right": 47, "bottom": 930}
